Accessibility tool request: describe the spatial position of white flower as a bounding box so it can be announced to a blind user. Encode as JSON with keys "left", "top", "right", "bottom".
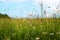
{"left": 50, "top": 33, "right": 54, "bottom": 35}
{"left": 43, "top": 32, "right": 48, "bottom": 34}
{"left": 35, "top": 37, "right": 40, "bottom": 40}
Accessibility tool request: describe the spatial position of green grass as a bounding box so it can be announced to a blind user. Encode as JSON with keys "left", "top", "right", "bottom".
{"left": 0, "top": 18, "right": 60, "bottom": 40}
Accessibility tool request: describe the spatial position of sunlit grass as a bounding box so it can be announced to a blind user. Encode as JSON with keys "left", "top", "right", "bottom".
{"left": 0, "top": 18, "right": 60, "bottom": 40}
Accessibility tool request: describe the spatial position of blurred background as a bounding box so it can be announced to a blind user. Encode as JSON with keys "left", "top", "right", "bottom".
{"left": 0, "top": 0, "right": 60, "bottom": 18}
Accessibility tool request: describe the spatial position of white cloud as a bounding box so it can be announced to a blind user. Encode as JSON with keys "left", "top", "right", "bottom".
{"left": 0, "top": 0, "right": 29, "bottom": 3}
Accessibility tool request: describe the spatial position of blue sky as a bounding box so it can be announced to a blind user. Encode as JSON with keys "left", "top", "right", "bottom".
{"left": 0, "top": 0, "right": 60, "bottom": 18}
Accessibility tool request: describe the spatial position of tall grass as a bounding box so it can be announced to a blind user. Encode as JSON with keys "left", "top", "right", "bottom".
{"left": 0, "top": 18, "right": 60, "bottom": 40}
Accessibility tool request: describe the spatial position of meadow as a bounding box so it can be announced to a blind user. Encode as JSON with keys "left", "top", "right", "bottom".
{"left": 0, "top": 18, "right": 60, "bottom": 40}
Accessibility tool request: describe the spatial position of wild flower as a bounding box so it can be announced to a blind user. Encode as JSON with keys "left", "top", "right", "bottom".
{"left": 43, "top": 32, "right": 48, "bottom": 34}
{"left": 50, "top": 33, "right": 54, "bottom": 35}
{"left": 27, "top": 21, "right": 30, "bottom": 23}
{"left": 35, "top": 37, "right": 40, "bottom": 40}
{"left": 40, "top": 26, "right": 43, "bottom": 30}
